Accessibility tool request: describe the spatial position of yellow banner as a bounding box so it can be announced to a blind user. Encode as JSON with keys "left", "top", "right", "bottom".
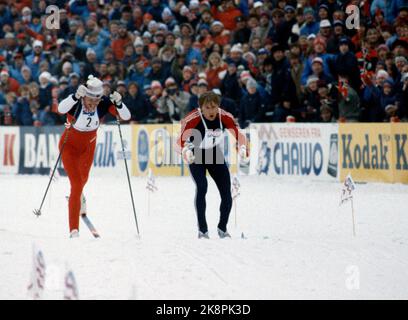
{"left": 339, "top": 123, "right": 408, "bottom": 183}
{"left": 392, "top": 123, "right": 408, "bottom": 183}
{"left": 131, "top": 124, "right": 238, "bottom": 176}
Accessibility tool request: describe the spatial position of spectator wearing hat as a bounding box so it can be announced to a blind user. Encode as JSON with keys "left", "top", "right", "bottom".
{"left": 326, "top": 20, "right": 348, "bottom": 54}
{"left": 338, "top": 75, "right": 361, "bottom": 122}
{"left": 279, "top": 5, "right": 297, "bottom": 44}
{"left": 317, "top": 4, "right": 331, "bottom": 21}
{"left": 111, "top": 23, "right": 133, "bottom": 61}
{"left": 379, "top": 77, "right": 398, "bottom": 120}
{"left": 300, "top": 7, "right": 320, "bottom": 37}
{"left": 58, "top": 76, "right": 69, "bottom": 94}
{"left": 0, "top": 70, "right": 20, "bottom": 96}
{"left": 239, "top": 78, "right": 266, "bottom": 128}
{"left": 148, "top": 80, "right": 165, "bottom": 122}
{"left": 19, "top": 66, "right": 33, "bottom": 85}
{"left": 146, "top": 57, "right": 170, "bottom": 85}
{"left": 38, "top": 72, "right": 53, "bottom": 109}
{"left": 301, "top": 36, "right": 335, "bottom": 86}
{"left": 38, "top": 71, "right": 58, "bottom": 126}
{"left": 123, "top": 82, "right": 153, "bottom": 123}
{"left": 159, "top": 45, "right": 176, "bottom": 76}
{"left": 162, "top": 8, "right": 178, "bottom": 31}
{"left": 182, "top": 36, "right": 203, "bottom": 65}
{"left": 180, "top": 65, "right": 196, "bottom": 93}
{"left": 310, "top": 56, "right": 334, "bottom": 85}
{"left": 268, "top": 9, "right": 292, "bottom": 49}
{"left": 80, "top": 48, "right": 98, "bottom": 80}
{"left": 376, "top": 44, "right": 390, "bottom": 63}
{"left": 59, "top": 72, "right": 80, "bottom": 101}
{"left": 25, "top": 39, "right": 46, "bottom": 79}
{"left": 12, "top": 85, "right": 34, "bottom": 126}
{"left": 157, "top": 77, "right": 191, "bottom": 121}
{"left": 299, "top": 75, "right": 323, "bottom": 122}
{"left": 318, "top": 19, "right": 332, "bottom": 41}
{"left": 395, "top": 56, "right": 408, "bottom": 78}
{"left": 225, "top": 44, "right": 248, "bottom": 69}
{"left": 187, "top": 79, "right": 205, "bottom": 111}
{"left": 220, "top": 62, "right": 242, "bottom": 104}
{"left": 251, "top": 11, "right": 273, "bottom": 46}
{"left": 115, "top": 80, "right": 128, "bottom": 97}
{"left": 334, "top": 37, "right": 362, "bottom": 93}
{"left": 291, "top": 7, "right": 306, "bottom": 36}
{"left": 210, "top": 21, "right": 230, "bottom": 47}
{"left": 8, "top": 53, "right": 26, "bottom": 84}
{"left": 321, "top": 0, "right": 343, "bottom": 17}
{"left": 266, "top": 44, "right": 298, "bottom": 121}
{"left": 232, "top": 16, "right": 251, "bottom": 45}
{"left": 126, "top": 59, "right": 149, "bottom": 90}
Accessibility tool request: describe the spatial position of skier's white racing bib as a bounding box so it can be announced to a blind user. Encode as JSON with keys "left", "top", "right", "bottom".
{"left": 199, "top": 129, "right": 224, "bottom": 149}
{"left": 73, "top": 109, "right": 100, "bottom": 132}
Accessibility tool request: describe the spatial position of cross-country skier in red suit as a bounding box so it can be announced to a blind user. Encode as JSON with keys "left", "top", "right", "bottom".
{"left": 177, "top": 91, "right": 249, "bottom": 239}
{"left": 58, "top": 75, "right": 131, "bottom": 238}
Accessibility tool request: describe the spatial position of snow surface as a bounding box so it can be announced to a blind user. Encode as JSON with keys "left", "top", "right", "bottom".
{"left": 1, "top": 174, "right": 408, "bottom": 300}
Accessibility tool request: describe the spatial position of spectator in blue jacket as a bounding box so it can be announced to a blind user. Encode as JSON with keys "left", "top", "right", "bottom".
{"left": 300, "top": 7, "right": 320, "bottom": 36}
{"left": 301, "top": 36, "right": 335, "bottom": 86}
{"left": 25, "top": 40, "right": 47, "bottom": 79}
{"left": 11, "top": 86, "right": 33, "bottom": 126}
{"left": 239, "top": 78, "right": 266, "bottom": 128}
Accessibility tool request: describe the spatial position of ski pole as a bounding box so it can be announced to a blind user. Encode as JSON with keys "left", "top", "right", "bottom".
{"left": 33, "top": 107, "right": 80, "bottom": 217}
{"left": 116, "top": 116, "right": 140, "bottom": 236}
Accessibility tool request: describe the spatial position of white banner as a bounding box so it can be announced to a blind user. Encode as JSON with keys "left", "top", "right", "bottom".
{"left": 91, "top": 124, "right": 131, "bottom": 176}
{"left": 0, "top": 126, "right": 20, "bottom": 174}
{"left": 242, "top": 123, "right": 339, "bottom": 180}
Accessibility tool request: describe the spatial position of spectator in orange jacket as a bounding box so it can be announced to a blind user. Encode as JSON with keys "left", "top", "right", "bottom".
{"left": 111, "top": 23, "right": 133, "bottom": 60}
{"left": 212, "top": 0, "right": 242, "bottom": 31}
{"left": 205, "top": 52, "right": 227, "bottom": 89}
{"left": 0, "top": 70, "right": 20, "bottom": 96}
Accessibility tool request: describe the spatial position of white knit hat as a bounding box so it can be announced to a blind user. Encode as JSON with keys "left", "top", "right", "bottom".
{"left": 86, "top": 75, "right": 104, "bottom": 98}
{"left": 39, "top": 71, "right": 51, "bottom": 81}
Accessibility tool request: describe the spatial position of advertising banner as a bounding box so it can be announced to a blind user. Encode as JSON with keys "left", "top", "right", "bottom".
{"left": 131, "top": 124, "right": 238, "bottom": 176}
{"left": 0, "top": 126, "right": 20, "bottom": 174}
{"left": 339, "top": 123, "right": 408, "bottom": 183}
{"left": 92, "top": 124, "right": 131, "bottom": 176}
{"left": 246, "top": 123, "right": 339, "bottom": 180}
{"left": 18, "top": 126, "right": 64, "bottom": 175}
{"left": 392, "top": 123, "right": 408, "bottom": 184}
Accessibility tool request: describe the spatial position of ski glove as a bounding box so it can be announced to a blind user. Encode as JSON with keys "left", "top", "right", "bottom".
{"left": 75, "top": 85, "right": 87, "bottom": 100}
{"left": 182, "top": 142, "right": 195, "bottom": 164}
{"left": 110, "top": 91, "right": 122, "bottom": 108}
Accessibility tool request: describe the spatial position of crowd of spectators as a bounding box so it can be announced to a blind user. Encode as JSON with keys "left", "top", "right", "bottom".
{"left": 0, "top": 0, "right": 408, "bottom": 128}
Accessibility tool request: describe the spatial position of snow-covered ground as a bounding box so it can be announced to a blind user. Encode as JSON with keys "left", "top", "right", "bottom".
{"left": 1, "top": 174, "right": 407, "bottom": 300}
